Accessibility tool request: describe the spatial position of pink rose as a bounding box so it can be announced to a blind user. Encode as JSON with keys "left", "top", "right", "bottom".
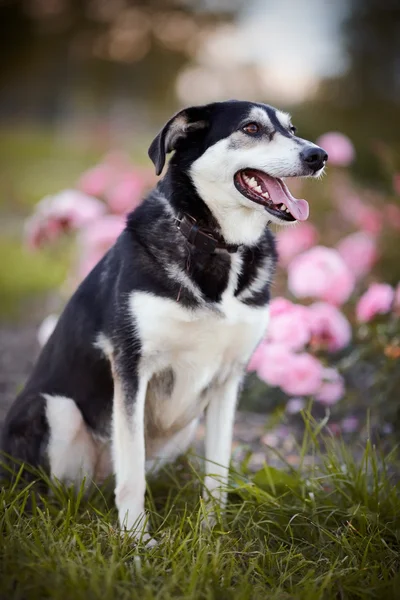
{"left": 247, "top": 340, "right": 268, "bottom": 372}
{"left": 269, "top": 297, "right": 294, "bottom": 317}
{"left": 280, "top": 353, "right": 323, "bottom": 396}
{"left": 25, "top": 190, "right": 106, "bottom": 249}
{"left": 78, "top": 164, "right": 115, "bottom": 198}
{"left": 79, "top": 214, "right": 126, "bottom": 252}
{"left": 335, "top": 196, "right": 382, "bottom": 236}
{"left": 316, "top": 132, "right": 355, "bottom": 167}
{"left": 341, "top": 416, "right": 359, "bottom": 433}
{"left": 267, "top": 300, "right": 310, "bottom": 351}
{"left": 288, "top": 246, "right": 355, "bottom": 306}
{"left": 277, "top": 223, "right": 318, "bottom": 266}
{"left": 316, "top": 368, "right": 345, "bottom": 405}
{"left": 256, "top": 343, "right": 295, "bottom": 388}
{"left": 77, "top": 215, "right": 126, "bottom": 279}
{"left": 106, "top": 172, "right": 146, "bottom": 214}
{"left": 336, "top": 232, "right": 377, "bottom": 280}
{"left": 308, "top": 302, "right": 351, "bottom": 352}
{"left": 286, "top": 398, "right": 306, "bottom": 414}
{"left": 356, "top": 283, "right": 395, "bottom": 322}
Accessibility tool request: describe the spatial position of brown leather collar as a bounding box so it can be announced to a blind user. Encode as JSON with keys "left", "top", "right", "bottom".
{"left": 176, "top": 213, "right": 239, "bottom": 254}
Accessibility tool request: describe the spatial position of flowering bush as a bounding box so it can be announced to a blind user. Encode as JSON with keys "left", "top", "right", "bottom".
{"left": 25, "top": 152, "right": 154, "bottom": 285}
{"left": 24, "top": 133, "right": 400, "bottom": 431}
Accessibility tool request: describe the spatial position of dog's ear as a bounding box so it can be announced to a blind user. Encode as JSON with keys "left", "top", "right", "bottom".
{"left": 148, "top": 106, "right": 210, "bottom": 176}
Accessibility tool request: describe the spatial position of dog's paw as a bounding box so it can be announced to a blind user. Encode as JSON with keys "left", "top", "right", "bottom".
{"left": 201, "top": 512, "right": 217, "bottom": 531}
{"left": 120, "top": 526, "right": 158, "bottom": 548}
{"left": 140, "top": 530, "right": 158, "bottom": 548}
{"left": 200, "top": 500, "right": 221, "bottom": 531}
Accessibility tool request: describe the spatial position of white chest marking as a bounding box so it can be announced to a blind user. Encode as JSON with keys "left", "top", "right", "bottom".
{"left": 129, "top": 258, "right": 269, "bottom": 432}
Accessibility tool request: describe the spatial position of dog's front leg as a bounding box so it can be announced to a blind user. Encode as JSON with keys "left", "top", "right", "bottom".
{"left": 111, "top": 362, "right": 151, "bottom": 543}
{"left": 203, "top": 375, "right": 242, "bottom": 524}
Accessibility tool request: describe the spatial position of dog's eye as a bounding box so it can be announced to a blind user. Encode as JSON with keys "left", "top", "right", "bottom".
{"left": 242, "top": 122, "right": 260, "bottom": 135}
{"left": 289, "top": 125, "right": 297, "bottom": 134}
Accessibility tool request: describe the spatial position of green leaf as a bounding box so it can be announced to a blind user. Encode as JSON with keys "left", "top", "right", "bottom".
{"left": 252, "top": 465, "right": 301, "bottom": 493}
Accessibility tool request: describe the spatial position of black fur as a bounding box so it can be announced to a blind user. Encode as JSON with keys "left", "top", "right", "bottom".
{"left": 1, "top": 100, "right": 280, "bottom": 479}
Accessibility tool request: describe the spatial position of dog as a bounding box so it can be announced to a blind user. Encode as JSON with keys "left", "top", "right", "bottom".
{"left": 1, "top": 100, "right": 327, "bottom": 542}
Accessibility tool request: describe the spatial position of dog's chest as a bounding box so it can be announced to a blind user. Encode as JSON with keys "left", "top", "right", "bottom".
{"left": 130, "top": 290, "right": 269, "bottom": 432}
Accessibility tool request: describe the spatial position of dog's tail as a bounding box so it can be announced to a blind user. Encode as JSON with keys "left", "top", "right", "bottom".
{"left": 0, "top": 392, "right": 49, "bottom": 487}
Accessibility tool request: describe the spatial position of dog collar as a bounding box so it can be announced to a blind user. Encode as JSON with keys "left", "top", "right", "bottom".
{"left": 176, "top": 213, "right": 239, "bottom": 254}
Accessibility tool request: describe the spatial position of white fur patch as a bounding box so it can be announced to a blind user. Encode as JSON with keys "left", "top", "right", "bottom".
{"left": 164, "top": 263, "right": 204, "bottom": 304}
{"left": 275, "top": 110, "right": 291, "bottom": 128}
{"left": 94, "top": 332, "right": 113, "bottom": 359}
{"left": 189, "top": 104, "right": 326, "bottom": 239}
{"left": 189, "top": 131, "right": 307, "bottom": 243}
{"left": 37, "top": 314, "right": 58, "bottom": 347}
{"left": 130, "top": 282, "right": 269, "bottom": 438}
{"left": 238, "top": 254, "right": 274, "bottom": 301}
{"left": 112, "top": 372, "right": 148, "bottom": 531}
{"left": 45, "top": 394, "right": 97, "bottom": 487}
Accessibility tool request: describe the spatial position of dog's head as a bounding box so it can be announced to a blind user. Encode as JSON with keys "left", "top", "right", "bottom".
{"left": 149, "top": 101, "right": 327, "bottom": 244}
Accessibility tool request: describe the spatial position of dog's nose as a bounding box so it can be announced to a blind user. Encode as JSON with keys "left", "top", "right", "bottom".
{"left": 300, "top": 146, "right": 328, "bottom": 172}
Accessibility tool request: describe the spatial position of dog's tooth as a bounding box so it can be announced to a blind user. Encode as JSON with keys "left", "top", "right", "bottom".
{"left": 254, "top": 185, "right": 262, "bottom": 193}
{"left": 248, "top": 177, "right": 257, "bottom": 188}
{"left": 280, "top": 204, "right": 285, "bottom": 210}
{"left": 262, "top": 191, "right": 270, "bottom": 198}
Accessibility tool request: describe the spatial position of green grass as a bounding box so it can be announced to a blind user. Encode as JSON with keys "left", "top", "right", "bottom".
{"left": 0, "top": 126, "right": 150, "bottom": 211}
{"left": 0, "top": 236, "right": 69, "bottom": 318}
{"left": 1, "top": 416, "right": 399, "bottom": 600}
{"left": 0, "top": 128, "right": 101, "bottom": 211}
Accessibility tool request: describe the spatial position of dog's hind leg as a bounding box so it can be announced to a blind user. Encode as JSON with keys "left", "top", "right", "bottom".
{"left": 1, "top": 392, "right": 49, "bottom": 486}
{"left": 45, "top": 394, "right": 97, "bottom": 489}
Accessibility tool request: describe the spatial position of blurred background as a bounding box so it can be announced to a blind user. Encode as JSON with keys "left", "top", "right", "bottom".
{"left": 0, "top": 0, "right": 399, "bottom": 468}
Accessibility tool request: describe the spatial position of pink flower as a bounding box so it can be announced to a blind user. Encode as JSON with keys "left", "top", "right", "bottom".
{"left": 341, "top": 416, "right": 359, "bottom": 433}
{"left": 357, "top": 206, "right": 383, "bottom": 236}
{"left": 280, "top": 353, "right": 323, "bottom": 396}
{"left": 267, "top": 300, "right": 310, "bottom": 351}
{"left": 384, "top": 204, "right": 400, "bottom": 230}
{"left": 106, "top": 172, "right": 146, "bottom": 214}
{"left": 247, "top": 340, "right": 268, "bottom": 372}
{"left": 316, "top": 368, "right": 345, "bottom": 405}
{"left": 356, "top": 283, "right": 395, "bottom": 322}
{"left": 336, "top": 232, "right": 378, "bottom": 280}
{"left": 335, "top": 196, "right": 382, "bottom": 236}
{"left": 269, "top": 297, "right": 294, "bottom": 317}
{"left": 78, "top": 164, "right": 115, "bottom": 198}
{"left": 277, "top": 223, "right": 318, "bottom": 266}
{"left": 77, "top": 215, "right": 126, "bottom": 279}
{"left": 78, "top": 151, "right": 133, "bottom": 198}
{"left": 308, "top": 302, "right": 351, "bottom": 352}
{"left": 256, "top": 343, "right": 295, "bottom": 388}
{"left": 25, "top": 190, "right": 105, "bottom": 249}
{"left": 288, "top": 246, "right": 355, "bottom": 306}
{"left": 316, "top": 132, "right": 355, "bottom": 167}
{"left": 286, "top": 398, "right": 306, "bottom": 414}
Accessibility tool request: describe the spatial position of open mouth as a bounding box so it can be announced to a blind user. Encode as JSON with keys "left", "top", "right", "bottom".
{"left": 234, "top": 169, "right": 309, "bottom": 222}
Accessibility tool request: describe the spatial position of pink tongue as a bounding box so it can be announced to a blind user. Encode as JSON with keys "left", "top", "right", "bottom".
{"left": 261, "top": 174, "right": 309, "bottom": 221}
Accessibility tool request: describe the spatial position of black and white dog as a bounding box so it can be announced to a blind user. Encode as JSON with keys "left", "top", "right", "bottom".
{"left": 1, "top": 100, "right": 327, "bottom": 542}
